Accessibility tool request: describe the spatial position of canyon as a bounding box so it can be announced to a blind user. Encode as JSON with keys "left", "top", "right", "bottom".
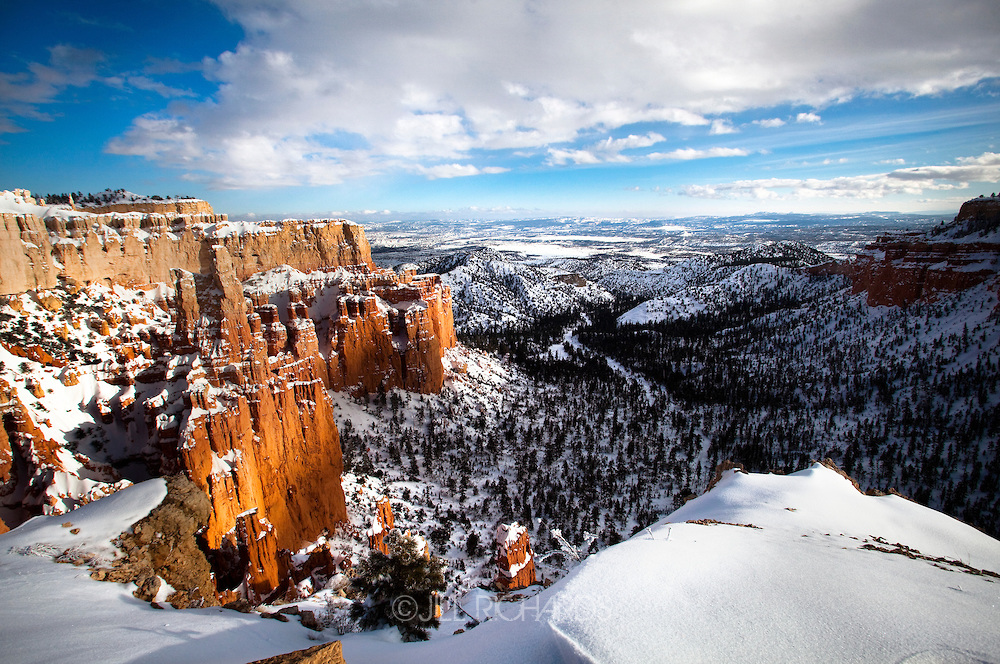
{"left": 0, "top": 190, "right": 456, "bottom": 601}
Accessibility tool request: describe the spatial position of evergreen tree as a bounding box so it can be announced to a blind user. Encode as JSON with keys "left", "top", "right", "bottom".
{"left": 350, "top": 529, "right": 447, "bottom": 641}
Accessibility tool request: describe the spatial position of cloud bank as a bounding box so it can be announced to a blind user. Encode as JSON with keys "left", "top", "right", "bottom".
{"left": 13, "top": 0, "right": 1000, "bottom": 190}
{"left": 681, "top": 152, "right": 1000, "bottom": 200}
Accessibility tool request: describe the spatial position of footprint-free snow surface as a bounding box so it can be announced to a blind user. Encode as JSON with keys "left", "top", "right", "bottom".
{"left": 2, "top": 465, "right": 998, "bottom": 663}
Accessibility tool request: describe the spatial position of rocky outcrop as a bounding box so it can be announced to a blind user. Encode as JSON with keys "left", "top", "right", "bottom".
{"left": 846, "top": 196, "right": 1000, "bottom": 307}
{"left": 850, "top": 237, "right": 999, "bottom": 307}
{"left": 366, "top": 497, "right": 395, "bottom": 555}
{"left": 92, "top": 474, "right": 218, "bottom": 609}
{"left": 326, "top": 274, "right": 453, "bottom": 395}
{"left": 495, "top": 522, "right": 536, "bottom": 591}
{"left": 246, "top": 641, "right": 345, "bottom": 664}
{"left": 160, "top": 247, "right": 453, "bottom": 599}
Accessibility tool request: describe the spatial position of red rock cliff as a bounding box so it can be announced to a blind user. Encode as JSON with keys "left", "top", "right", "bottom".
{"left": 1, "top": 190, "right": 375, "bottom": 295}
{"left": 157, "top": 250, "right": 454, "bottom": 599}
{"left": 844, "top": 196, "right": 1000, "bottom": 307}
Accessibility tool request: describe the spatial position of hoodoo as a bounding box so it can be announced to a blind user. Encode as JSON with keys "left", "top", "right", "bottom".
{"left": 0, "top": 189, "right": 456, "bottom": 600}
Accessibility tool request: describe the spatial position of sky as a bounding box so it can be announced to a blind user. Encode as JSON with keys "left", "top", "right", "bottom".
{"left": 1, "top": 0, "right": 999, "bottom": 221}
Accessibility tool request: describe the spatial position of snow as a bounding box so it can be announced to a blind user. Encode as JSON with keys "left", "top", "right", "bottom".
{"left": 3, "top": 466, "right": 996, "bottom": 663}
{"left": 333, "top": 464, "right": 1000, "bottom": 663}
{"left": 0, "top": 189, "right": 92, "bottom": 222}
{"left": 0, "top": 480, "right": 326, "bottom": 664}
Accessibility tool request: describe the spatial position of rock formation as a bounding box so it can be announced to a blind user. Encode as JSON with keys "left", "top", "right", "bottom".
{"left": 246, "top": 641, "right": 345, "bottom": 664}
{"left": 843, "top": 195, "right": 1000, "bottom": 307}
{"left": 1, "top": 189, "right": 374, "bottom": 295}
{"left": 366, "top": 497, "right": 395, "bottom": 555}
{"left": 91, "top": 474, "right": 218, "bottom": 609}
{"left": 494, "top": 522, "right": 536, "bottom": 591}
{"left": 0, "top": 189, "right": 457, "bottom": 602}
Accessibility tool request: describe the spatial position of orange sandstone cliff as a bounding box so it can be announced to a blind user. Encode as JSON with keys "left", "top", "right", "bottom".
{"left": 0, "top": 190, "right": 456, "bottom": 600}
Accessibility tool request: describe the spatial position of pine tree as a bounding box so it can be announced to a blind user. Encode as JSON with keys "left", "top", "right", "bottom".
{"left": 350, "top": 529, "right": 447, "bottom": 641}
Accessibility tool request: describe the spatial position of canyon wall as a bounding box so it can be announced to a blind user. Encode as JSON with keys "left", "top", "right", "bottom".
{"left": 0, "top": 191, "right": 456, "bottom": 601}
{"left": 810, "top": 196, "right": 1000, "bottom": 308}
{"left": 850, "top": 237, "right": 999, "bottom": 307}
{"left": 0, "top": 199, "right": 375, "bottom": 295}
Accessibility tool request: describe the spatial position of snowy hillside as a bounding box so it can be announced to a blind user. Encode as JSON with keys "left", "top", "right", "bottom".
{"left": 341, "top": 463, "right": 1000, "bottom": 663}
{"left": 2, "top": 464, "right": 996, "bottom": 663}
{"left": 425, "top": 248, "right": 612, "bottom": 333}
{"left": 0, "top": 480, "right": 322, "bottom": 664}
{"left": 617, "top": 261, "right": 843, "bottom": 325}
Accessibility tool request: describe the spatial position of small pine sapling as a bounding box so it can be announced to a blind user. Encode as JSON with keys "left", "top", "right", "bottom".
{"left": 350, "top": 529, "right": 447, "bottom": 642}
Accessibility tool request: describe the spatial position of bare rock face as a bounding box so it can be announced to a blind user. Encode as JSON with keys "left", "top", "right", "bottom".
{"left": 245, "top": 641, "right": 345, "bottom": 664}
{"left": 0, "top": 193, "right": 374, "bottom": 296}
{"left": 848, "top": 196, "right": 1000, "bottom": 307}
{"left": 0, "top": 212, "right": 59, "bottom": 294}
{"left": 494, "top": 522, "right": 536, "bottom": 591}
{"left": 80, "top": 199, "right": 215, "bottom": 216}
{"left": 327, "top": 273, "right": 453, "bottom": 395}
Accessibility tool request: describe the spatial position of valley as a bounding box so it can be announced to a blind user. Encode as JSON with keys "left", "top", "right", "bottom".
{"left": 0, "top": 189, "right": 998, "bottom": 662}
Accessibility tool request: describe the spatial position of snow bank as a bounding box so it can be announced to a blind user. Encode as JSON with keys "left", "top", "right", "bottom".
{"left": 337, "top": 464, "right": 1000, "bottom": 663}
{"left": 0, "top": 479, "right": 320, "bottom": 664}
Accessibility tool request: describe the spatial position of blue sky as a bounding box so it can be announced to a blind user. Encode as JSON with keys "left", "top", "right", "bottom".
{"left": 2, "top": 0, "right": 999, "bottom": 221}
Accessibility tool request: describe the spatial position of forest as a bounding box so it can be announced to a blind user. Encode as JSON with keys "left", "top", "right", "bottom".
{"left": 337, "top": 261, "right": 999, "bottom": 594}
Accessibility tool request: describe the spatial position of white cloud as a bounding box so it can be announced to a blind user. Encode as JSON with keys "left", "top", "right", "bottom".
{"left": 413, "top": 163, "right": 509, "bottom": 179}
{"left": 104, "top": 0, "right": 1000, "bottom": 187}
{"left": 754, "top": 118, "right": 786, "bottom": 129}
{"left": 649, "top": 147, "right": 750, "bottom": 161}
{"left": 548, "top": 132, "right": 666, "bottom": 165}
{"left": 547, "top": 148, "right": 603, "bottom": 166}
{"left": 710, "top": 119, "right": 738, "bottom": 135}
{"left": 681, "top": 152, "right": 1000, "bottom": 200}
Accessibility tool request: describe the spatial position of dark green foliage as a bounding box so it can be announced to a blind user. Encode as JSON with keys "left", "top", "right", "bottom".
{"left": 350, "top": 530, "right": 447, "bottom": 642}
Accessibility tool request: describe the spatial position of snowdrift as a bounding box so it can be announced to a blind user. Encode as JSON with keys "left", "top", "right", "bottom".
{"left": 2, "top": 465, "right": 997, "bottom": 663}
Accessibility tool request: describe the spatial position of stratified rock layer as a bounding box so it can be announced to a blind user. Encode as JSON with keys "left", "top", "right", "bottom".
{"left": 848, "top": 196, "right": 1000, "bottom": 307}
{"left": 0, "top": 194, "right": 373, "bottom": 295}
{"left": 0, "top": 190, "right": 457, "bottom": 602}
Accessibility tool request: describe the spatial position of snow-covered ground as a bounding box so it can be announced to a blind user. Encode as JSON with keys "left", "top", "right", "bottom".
{"left": 0, "top": 480, "right": 323, "bottom": 663}
{"left": 2, "top": 464, "right": 997, "bottom": 663}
